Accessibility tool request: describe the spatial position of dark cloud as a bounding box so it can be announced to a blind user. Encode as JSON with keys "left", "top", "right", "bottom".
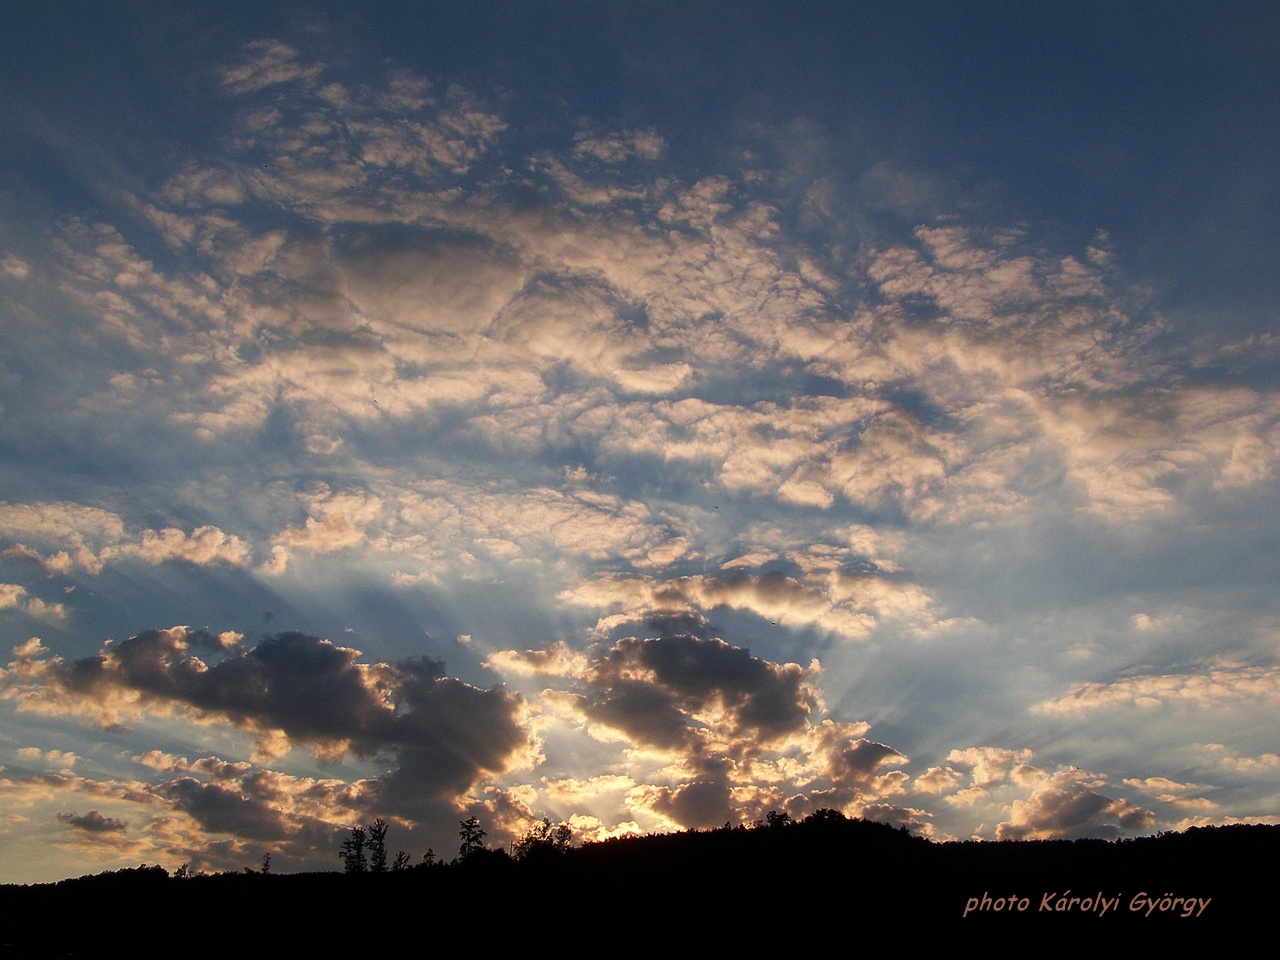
{"left": 376, "top": 656, "right": 533, "bottom": 810}
{"left": 527, "top": 632, "right": 906, "bottom": 831}
{"left": 584, "top": 681, "right": 691, "bottom": 751}
{"left": 583, "top": 634, "right": 818, "bottom": 748}
{"left": 56, "top": 810, "right": 127, "bottom": 833}
{"left": 645, "top": 780, "right": 733, "bottom": 830}
{"left": 41, "top": 629, "right": 399, "bottom": 749}
{"left": 12, "top": 629, "right": 534, "bottom": 820}
{"left": 996, "top": 778, "right": 1156, "bottom": 841}
{"left": 802, "top": 732, "right": 912, "bottom": 814}
{"left": 184, "top": 630, "right": 243, "bottom": 653}
{"left": 640, "top": 610, "right": 712, "bottom": 639}
{"left": 494, "top": 631, "right": 924, "bottom": 829}
{"left": 159, "top": 778, "right": 290, "bottom": 842}
{"left": 338, "top": 226, "right": 523, "bottom": 336}
{"left": 823, "top": 737, "right": 907, "bottom": 783}
{"left": 152, "top": 770, "right": 350, "bottom": 860}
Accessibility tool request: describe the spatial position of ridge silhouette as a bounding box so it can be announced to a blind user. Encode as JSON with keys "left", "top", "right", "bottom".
{"left": 2, "top": 812, "right": 1269, "bottom": 955}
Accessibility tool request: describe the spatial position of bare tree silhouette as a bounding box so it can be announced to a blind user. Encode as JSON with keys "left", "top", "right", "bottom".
{"left": 368, "top": 818, "right": 389, "bottom": 873}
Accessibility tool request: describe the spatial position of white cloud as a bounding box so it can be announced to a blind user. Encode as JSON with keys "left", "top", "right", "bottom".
{"left": 914, "top": 765, "right": 963, "bottom": 794}
{"left": 1, "top": 255, "right": 30, "bottom": 279}
{"left": 562, "top": 565, "right": 937, "bottom": 641}
{"left": 573, "top": 127, "right": 667, "bottom": 163}
{"left": 995, "top": 770, "right": 1155, "bottom": 840}
{"left": 0, "top": 583, "right": 27, "bottom": 610}
{"left": 123, "top": 527, "right": 252, "bottom": 567}
{"left": 1219, "top": 752, "right": 1280, "bottom": 774}
{"left": 946, "top": 747, "right": 1037, "bottom": 788}
{"left": 1034, "top": 662, "right": 1280, "bottom": 714}
{"left": 17, "top": 747, "right": 78, "bottom": 768}
{"left": 219, "top": 40, "right": 323, "bottom": 95}
{"left": 0, "top": 584, "right": 67, "bottom": 621}
{"left": 0, "top": 500, "right": 251, "bottom": 576}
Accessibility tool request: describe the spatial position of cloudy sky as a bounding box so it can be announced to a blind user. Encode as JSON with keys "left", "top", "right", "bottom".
{"left": 1, "top": 2, "right": 1278, "bottom": 881}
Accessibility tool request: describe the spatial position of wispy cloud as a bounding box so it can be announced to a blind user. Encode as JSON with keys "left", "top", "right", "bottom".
{"left": 1035, "top": 662, "right": 1280, "bottom": 714}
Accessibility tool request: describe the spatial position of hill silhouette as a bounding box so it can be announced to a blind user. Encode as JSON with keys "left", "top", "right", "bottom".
{"left": 2, "top": 811, "right": 1270, "bottom": 955}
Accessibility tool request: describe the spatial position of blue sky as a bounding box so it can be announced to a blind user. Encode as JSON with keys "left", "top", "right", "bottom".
{"left": 1, "top": 2, "right": 1278, "bottom": 881}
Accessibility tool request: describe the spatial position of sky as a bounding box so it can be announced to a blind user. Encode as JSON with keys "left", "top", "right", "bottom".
{"left": 1, "top": 1, "right": 1278, "bottom": 882}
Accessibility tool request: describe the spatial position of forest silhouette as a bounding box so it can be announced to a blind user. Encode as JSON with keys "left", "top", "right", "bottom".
{"left": 1, "top": 811, "right": 1270, "bottom": 954}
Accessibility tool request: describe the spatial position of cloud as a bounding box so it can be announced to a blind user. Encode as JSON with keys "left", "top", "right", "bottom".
{"left": 0, "top": 501, "right": 124, "bottom": 574}
{"left": 539, "top": 774, "right": 636, "bottom": 806}
{"left": 17, "top": 747, "right": 78, "bottom": 768}
{"left": 484, "top": 642, "right": 589, "bottom": 679}
{"left": 57, "top": 810, "right": 128, "bottom": 833}
{"left": 576, "top": 633, "right": 820, "bottom": 750}
{"left": 124, "top": 527, "right": 251, "bottom": 567}
{"left": 1034, "top": 661, "right": 1280, "bottom": 714}
{"left": 36, "top": 52, "right": 1272, "bottom": 559}
{"left": 377, "top": 480, "right": 684, "bottom": 580}
{"left": 272, "top": 494, "right": 374, "bottom": 557}
{"left": 338, "top": 228, "right": 525, "bottom": 336}
{"left": 918, "top": 748, "right": 1166, "bottom": 841}
{"left": 0, "top": 584, "right": 66, "bottom": 621}
{"left": 946, "top": 747, "right": 1038, "bottom": 788}
{"left": 1, "top": 629, "right": 536, "bottom": 822}
{"left": 0, "top": 583, "right": 27, "bottom": 609}
{"left": 0, "top": 501, "right": 251, "bottom": 575}
{"left": 914, "top": 765, "right": 964, "bottom": 794}
{"left": 0, "top": 543, "right": 45, "bottom": 566}
{"left": 1218, "top": 752, "right": 1280, "bottom": 774}
{"left": 219, "top": 40, "right": 323, "bottom": 95}
{"left": 852, "top": 801, "right": 936, "bottom": 836}
{"left": 805, "top": 726, "right": 910, "bottom": 806}
{"left": 156, "top": 777, "right": 291, "bottom": 842}
{"left": 1120, "top": 777, "right": 1217, "bottom": 810}
{"left": 0, "top": 754, "right": 370, "bottom": 872}
{"left": 488, "top": 629, "right": 914, "bottom": 832}
{"left": 630, "top": 779, "right": 733, "bottom": 830}
{"left": 995, "top": 772, "right": 1155, "bottom": 841}
{"left": 133, "top": 750, "right": 189, "bottom": 772}
{"left": 573, "top": 127, "right": 667, "bottom": 163}
{"left": 159, "top": 763, "right": 357, "bottom": 855}
{"left": 562, "top": 567, "right": 935, "bottom": 640}
{"left": 1121, "top": 776, "right": 1209, "bottom": 794}
{"left": 1, "top": 255, "right": 30, "bottom": 279}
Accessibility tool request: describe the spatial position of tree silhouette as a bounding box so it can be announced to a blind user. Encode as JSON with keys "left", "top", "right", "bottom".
{"left": 511, "top": 818, "right": 574, "bottom": 861}
{"left": 458, "top": 816, "right": 486, "bottom": 860}
{"left": 368, "top": 817, "right": 389, "bottom": 873}
{"left": 339, "top": 825, "right": 368, "bottom": 873}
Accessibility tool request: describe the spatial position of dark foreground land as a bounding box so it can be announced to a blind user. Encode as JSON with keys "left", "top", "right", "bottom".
{"left": 2, "top": 815, "right": 1273, "bottom": 955}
